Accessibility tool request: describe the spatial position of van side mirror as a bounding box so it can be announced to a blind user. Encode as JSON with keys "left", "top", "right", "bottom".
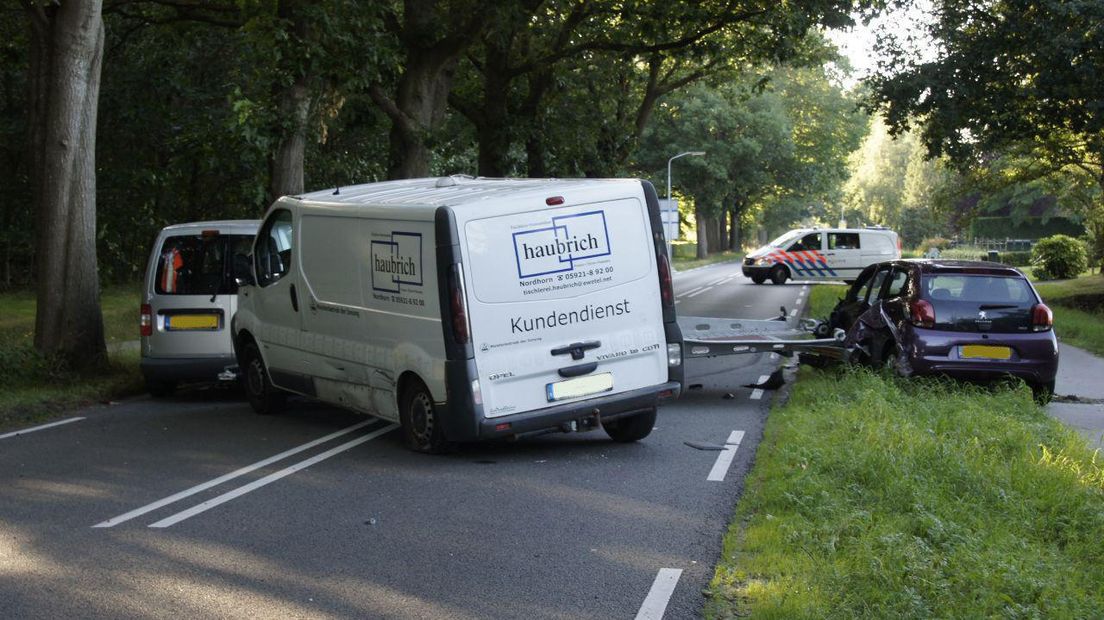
{"left": 233, "top": 253, "right": 255, "bottom": 286}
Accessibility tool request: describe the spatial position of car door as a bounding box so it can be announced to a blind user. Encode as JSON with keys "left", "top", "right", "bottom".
{"left": 831, "top": 264, "right": 879, "bottom": 330}
{"left": 825, "top": 231, "right": 862, "bottom": 281}
{"left": 251, "top": 208, "right": 305, "bottom": 384}
{"left": 784, "top": 232, "right": 826, "bottom": 280}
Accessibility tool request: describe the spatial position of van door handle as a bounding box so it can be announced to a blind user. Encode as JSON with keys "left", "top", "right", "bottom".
{"left": 289, "top": 284, "right": 299, "bottom": 312}
{"left": 558, "top": 362, "right": 597, "bottom": 378}
{"left": 551, "top": 340, "right": 601, "bottom": 361}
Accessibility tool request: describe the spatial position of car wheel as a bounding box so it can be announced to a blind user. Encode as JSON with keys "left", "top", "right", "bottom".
{"left": 1031, "top": 380, "right": 1055, "bottom": 404}
{"left": 400, "top": 380, "right": 452, "bottom": 454}
{"left": 146, "top": 379, "right": 177, "bottom": 398}
{"left": 241, "top": 341, "right": 285, "bottom": 415}
{"left": 602, "top": 408, "right": 657, "bottom": 443}
{"left": 880, "top": 342, "right": 911, "bottom": 377}
{"left": 769, "top": 265, "right": 789, "bottom": 285}
{"left": 751, "top": 275, "right": 766, "bottom": 285}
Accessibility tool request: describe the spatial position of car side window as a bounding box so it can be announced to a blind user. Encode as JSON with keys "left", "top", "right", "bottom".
{"left": 864, "top": 267, "right": 891, "bottom": 303}
{"left": 255, "top": 210, "right": 294, "bottom": 287}
{"left": 884, "top": 267, "right": 909, "bottom": 298}
{"left": 790, "top": 233, "right": 822, "bottom": 252}
{"left": 828, "top": 232, "right": 861, "bottom": 250}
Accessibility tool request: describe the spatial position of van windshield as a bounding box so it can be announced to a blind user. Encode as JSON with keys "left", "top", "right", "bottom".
{"left": 156, "top": 234, "right": 254, "bottom": 296}
{"left": 767, "top": 230, "right": 805, "bottom": 247}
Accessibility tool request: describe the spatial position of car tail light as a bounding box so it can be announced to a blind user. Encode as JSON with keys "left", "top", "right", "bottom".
{"left": 449, "top": 264, "right": 471, "bottom": 345}
{"left": 1032, "top": 303, "right": 1053, "bottom": 332}
{"left": 657, "top": 251, "right": 674, "bottom": 307}
{"left": 140, "top": 304, "right": 153, "bottom": 337}
{"left": 910, "top": 299, "right": 935, "bottom": 328}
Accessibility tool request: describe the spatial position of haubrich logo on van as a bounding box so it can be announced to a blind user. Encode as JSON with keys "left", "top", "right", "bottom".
{"left": 513, "top": 210, "right": 611, "bottom": 279}
{"left": 371, "top": 232, "right": 423, "bottom": 293}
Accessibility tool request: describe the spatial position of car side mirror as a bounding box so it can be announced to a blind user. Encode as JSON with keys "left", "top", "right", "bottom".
{"left": 233, "top": 253, "right": 255, "bottom": 286}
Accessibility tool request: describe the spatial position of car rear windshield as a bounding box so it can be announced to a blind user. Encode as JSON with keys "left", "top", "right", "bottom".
{"left": 922, "top": 274, "right": 1037, "bottom": 332}
{"left": 155, "top": 234, "right": 254, "bottom": 296}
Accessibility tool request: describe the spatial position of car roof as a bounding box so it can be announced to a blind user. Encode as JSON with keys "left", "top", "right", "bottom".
{"left": 897, "top": 258, "right": 1026, "bottom": 277}
{"left": 786, "top": 227, "right": 896, "bottom": 235}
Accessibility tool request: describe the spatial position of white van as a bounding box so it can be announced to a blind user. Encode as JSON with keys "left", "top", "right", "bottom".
{"left": 741, "top": 227, "right": 901, "bottom": 284}
{"left": 140, "top": 220, "right": 260, "bottom": 396}
{"left": 232, "top": 177, "right": 684, "bottom": 452}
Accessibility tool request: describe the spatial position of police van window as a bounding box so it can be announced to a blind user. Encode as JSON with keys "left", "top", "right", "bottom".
{"left": 828, "top": 232, "right": 860, "bottom": 250}
{"left": 256, "top": 210, "right": 294, "bottom": 286}
{"left": 791, "top": 233, "right": 821, "bottom": 252}
{"left": 155, "top": 233, "right": 256, "bottom": 296}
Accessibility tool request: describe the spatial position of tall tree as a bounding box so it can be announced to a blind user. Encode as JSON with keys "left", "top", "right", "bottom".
{"left": 23, "top": 0, "right": 107, "bottom": 368}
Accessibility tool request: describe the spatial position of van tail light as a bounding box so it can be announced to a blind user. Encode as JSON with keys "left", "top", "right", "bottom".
{"left": 449, "top": 264, "right": 471, "bottom": 345}
{"left": 896, "top": 236, "right": 902, "bottom": 252}
{"left": 657, "top": 251, "right": 674, "bottom": 307}
{"left": 910, "top": 299, "right": 935, "bottom": 328}
{"left": 1031, "top": 303, "right": 1053, "bottom": 332}
{"left": 140, "top": 304, "right": 153, "bottom": 337}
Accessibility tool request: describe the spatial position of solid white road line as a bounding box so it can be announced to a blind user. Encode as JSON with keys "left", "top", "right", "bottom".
{"left": 148, "top": 423, "right": 398, "bottom": 528}
{"left": 635, "top": 568, "right": 683, "bottom": 620}
{"left": 676, "top": 286, "right": 704, "bottom": 299}
{"left": 707, "top": 431, "right": 746, "bottom": 482}
{"left": 686, "top": 287, "right": 712, "bottom": 298}
{"left": 93, "top": 420, "right": 377, "bottom": 528}
{"left": 0, "top": 417, "right": 85, "bottom": 440}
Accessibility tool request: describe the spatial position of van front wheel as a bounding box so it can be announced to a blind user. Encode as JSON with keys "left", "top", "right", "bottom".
{"left": 242, "top": 342, "right": 285, "bottom": 415}
{"left": 602, "top": 408, "right": 657, "bottom": 443}
{"left": 400, "top": 382, "right": 452, "bottom": 454}
{"left": 770, "top": 265, "right": 789, "bottom": 285}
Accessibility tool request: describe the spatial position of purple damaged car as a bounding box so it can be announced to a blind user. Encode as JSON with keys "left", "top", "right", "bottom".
{"left": 826, "top": 259, "right": 1058, "bottom": 400}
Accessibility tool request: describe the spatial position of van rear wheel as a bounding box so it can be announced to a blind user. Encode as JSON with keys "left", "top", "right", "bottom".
{"left": 400, "top": 381, "right": 452, "bottom": 454}
{"left": 241, "top": 341, "right": 285, "bottom": 415}
{"left": 602, "top": 408, "right": 657, "bottom": 443}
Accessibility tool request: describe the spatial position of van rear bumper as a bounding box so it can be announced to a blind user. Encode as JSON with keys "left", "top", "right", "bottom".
{"left": 452, "top": 381, "right": 681, "bottom": 442}
{"left": 140, "top": 355, "right": 238, "bottom": 383}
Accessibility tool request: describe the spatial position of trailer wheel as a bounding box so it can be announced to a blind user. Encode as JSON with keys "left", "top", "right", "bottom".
{"left": 602, "top": 408, "right": 657, "bottom": 443}
{"left": 769, "top": 265, "right": 789, "bottom": 285}
{"left": 400, "top": 380, "right": 452, "bottom": 454}
{"left": 242, "top": 341, "right": 285, "bottom": 415}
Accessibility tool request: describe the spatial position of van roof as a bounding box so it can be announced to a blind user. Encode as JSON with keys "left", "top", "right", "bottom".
{"left": 161, "top": 220, "right": 260, "bottom": 234}
{"left": 294, "top": 176, "right": 642, "bottom": 209}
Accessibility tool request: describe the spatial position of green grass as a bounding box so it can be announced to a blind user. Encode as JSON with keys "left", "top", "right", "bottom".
{"left": 1034, "top": 274, "right": 1104, "bottom": 356}
{"left": 673, "top": 250, "right": 743, "bottom": 272}
{"left": 802, "top": 282, "right": 847, "bottom": 321}
{"left": 0, "top": 284, "right": 144, "bottom": 432}
{"left": 706, "top": 368, "right": 1104, "bottom": 619}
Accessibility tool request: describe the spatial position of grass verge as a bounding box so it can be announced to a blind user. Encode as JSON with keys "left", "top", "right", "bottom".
{"left": 0, "top": 284, "right": 144, "bottom": 432}
{"left": 673, "top": 250, "right": 743, "bottom": 272}
{"left": 1035, "top": 274, "right": 1104, "bottom": 356}
{"left": 706, "top": 368, "right": 1104, "bottom": 618}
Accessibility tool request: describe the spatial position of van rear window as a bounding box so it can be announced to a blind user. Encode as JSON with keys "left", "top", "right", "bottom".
{"left": 156, "top": 234, "right": 254, "bottom": 296}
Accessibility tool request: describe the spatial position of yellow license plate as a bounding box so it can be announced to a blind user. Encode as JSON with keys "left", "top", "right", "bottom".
{"left": 165, "top": 314, "right": 219, "bottom": 330}
{"left": 547, "top": 373, "right": 614, "bottom": 402}
{"left": 961, "top": 345, "right": 1011, "bottom": 360}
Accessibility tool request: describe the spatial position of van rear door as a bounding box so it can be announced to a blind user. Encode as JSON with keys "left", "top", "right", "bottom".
{"left": 459, "top": 192, "right": 668, "bottom": 418}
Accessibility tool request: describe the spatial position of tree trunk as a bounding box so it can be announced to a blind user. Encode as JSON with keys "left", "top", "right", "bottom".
{"left": 25, "top": 0, "right": 106, "bottom": 369}
{"left": 695, "top": 209, "right": 708, "bottom": 259}
{"left": 475, "top": 40, "right": 513, "bottom": 177}
{"left": 523, "top": 67, "right": 553, "bottom": 177}
{"left": 729, "top": 209, "right": 740, "bottom": 251}
{"left": 268, "top": 77, "right": 310, "bottom": 200}
{"left": 718, "top": 213, "right": 727, "bottom": 251}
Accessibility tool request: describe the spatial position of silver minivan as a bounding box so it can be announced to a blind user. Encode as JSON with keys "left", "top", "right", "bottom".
{"left": 140, "top": 220, "right": 259, "bottom": 396}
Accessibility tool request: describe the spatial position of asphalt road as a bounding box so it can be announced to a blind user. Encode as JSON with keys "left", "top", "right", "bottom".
{"left": 0, "top": 260, "right": 808, "bottom": 619}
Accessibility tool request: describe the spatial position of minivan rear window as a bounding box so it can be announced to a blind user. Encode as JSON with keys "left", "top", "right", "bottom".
{"left": 156, "top": 234, "right": 254, "bottom": 296}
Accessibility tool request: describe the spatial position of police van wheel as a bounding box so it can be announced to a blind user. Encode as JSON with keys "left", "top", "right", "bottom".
{"left": 242, "top": 341, "right": 285, "bottom": 415}
{"left": 400, "top": 381, "right": 452, "bottom": 454}
{"left": 751, "top": 275, "right": 766, "bottom": 285}
{"left": 770, "top": 265, "right": 789, "bottom": 285}
{"left": 602, "top": 408, "right": 657, "bottom": 443}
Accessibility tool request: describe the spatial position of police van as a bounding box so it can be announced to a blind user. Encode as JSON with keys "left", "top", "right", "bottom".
{"left": 232, "top": 177, "right": 684, "bottom": 452}
{"left": 742, "top": 227, "right": 901, "bottom": 284}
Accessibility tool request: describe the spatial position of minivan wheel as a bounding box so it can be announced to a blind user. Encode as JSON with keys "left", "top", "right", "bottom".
{"left": 769, "top": 264, "right": 789, "bottom": 285}
{"left": 146, "top": 379, "right": 176, "bottom": 398}
{"left": 241, "top": 341, "right": 285, "bottom": 415}
{"left": 602, "top": 408, "right": 657, "bottom": 443}
{"left": 400, "top": 381, "right": 452, "bottom": 454}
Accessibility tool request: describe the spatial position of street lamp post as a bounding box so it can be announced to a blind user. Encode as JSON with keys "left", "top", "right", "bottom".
{"left": 666, "top": 151, "right": 705, "bottom": 268}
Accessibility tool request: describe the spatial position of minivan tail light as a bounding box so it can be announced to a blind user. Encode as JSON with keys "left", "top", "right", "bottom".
{"left": 449, "top": 264, "right": 471, "bottom": 345}
{"left": 140, "top": 304, "right": 153, "bottom": 337}
{"left": 657, "top": 251, "right": 674, "bottom": 307}
{"left": 1032, "top": 303, "right": 1053, "bottom": 332}
{"left": 910, "top": 299, "right": 935, "bottom": 328}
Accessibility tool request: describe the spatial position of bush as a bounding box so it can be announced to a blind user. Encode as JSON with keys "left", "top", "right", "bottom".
{"left": 919, "top": 236, "right": 951, "bottom": 252}
{"left": 998, "top": 250, "right": 1032, "bottom": 266}
{"left": 1032, "top": 234, "right": 1088, "bottom": 280}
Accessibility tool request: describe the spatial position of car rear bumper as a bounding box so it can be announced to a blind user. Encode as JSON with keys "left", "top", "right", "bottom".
{"left": 140, "top": 355, "right": 238, "bottom": 383}
{"left": 906, "top": 329, "right": 1059, "bottom": 385}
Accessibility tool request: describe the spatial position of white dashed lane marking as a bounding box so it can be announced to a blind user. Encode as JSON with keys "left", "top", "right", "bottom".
{"left": 635, "top": 568, "right": 683, "bottom": 620}
{"left": 0, "top": 417, "right": 84, "bottom": 440}
{"left": 707, "top": 431, "right": 746, "bottom": 482}
{"left": 749, "top": 374, "right": 769, "bottom": 400}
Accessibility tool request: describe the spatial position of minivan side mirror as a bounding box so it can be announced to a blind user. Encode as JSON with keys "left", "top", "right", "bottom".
{"left": 233, "top": 253, "right": 255, "bottom": 286}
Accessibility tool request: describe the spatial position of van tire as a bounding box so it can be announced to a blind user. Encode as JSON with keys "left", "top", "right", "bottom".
{"left": 602, "top": 408, "right": 656, "bottom": 443}
{"left": 146, "top": 379, "right": 176, "bottom": 398}
{"left": 751, "top": 275, "right": 766, "bottom": 285}
{"left": 400, "top": 381, "right": 452, "bottom": 454}
{"left": 241, "top": 341, "right": 285, "bottom": 415}
{"left": 769, "top": 265, "right": 789, "bottom": 285}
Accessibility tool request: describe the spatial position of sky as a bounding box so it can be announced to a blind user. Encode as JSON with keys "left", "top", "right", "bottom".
{"left": 826, "top": 1, "right": 937, "bottom": 87}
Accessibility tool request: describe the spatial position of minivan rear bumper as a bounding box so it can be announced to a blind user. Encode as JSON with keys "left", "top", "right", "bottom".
{"left": 140, "top": 355, "right": 238, "bottom": 383}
